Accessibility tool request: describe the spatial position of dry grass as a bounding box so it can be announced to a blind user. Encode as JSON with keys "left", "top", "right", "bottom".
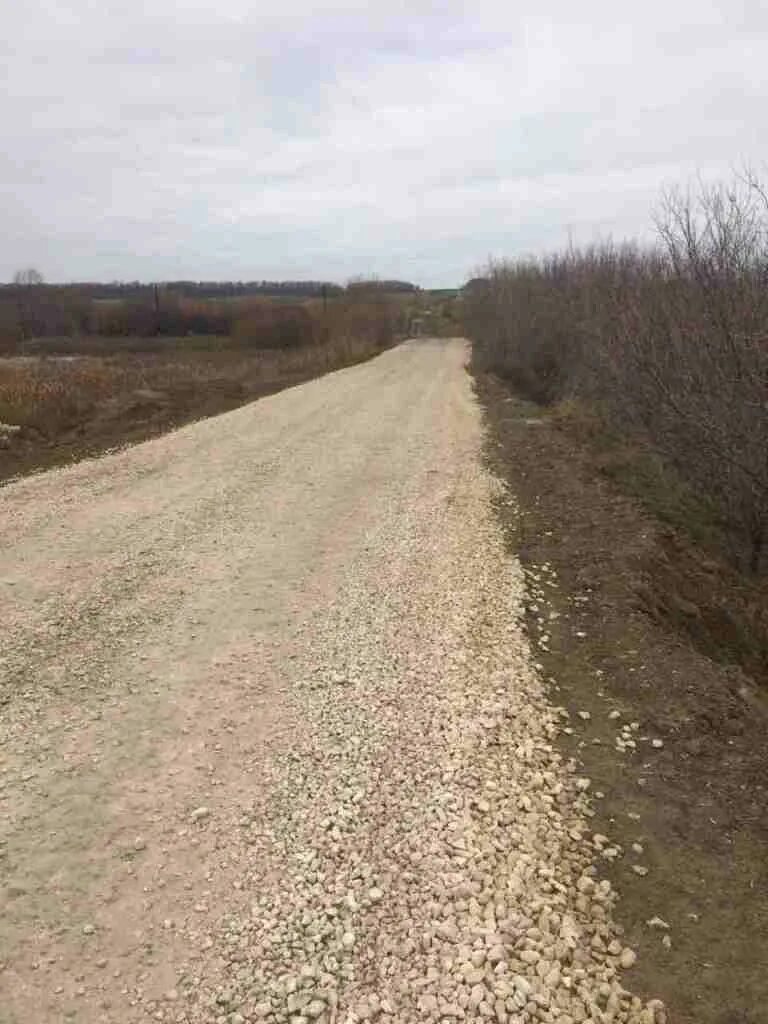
{"left": 0, "top": 283, "right": 415, "bottom": 484}
{"left": 0, "top": 329, "right": 393, "bottom": 480}
{"left": 0, "top": 358, "right": 119, "bottom": 432}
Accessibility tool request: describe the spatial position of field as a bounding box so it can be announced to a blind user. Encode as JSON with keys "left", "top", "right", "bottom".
{"left": 0, "top": 285, "right": 426, "bottom": 483}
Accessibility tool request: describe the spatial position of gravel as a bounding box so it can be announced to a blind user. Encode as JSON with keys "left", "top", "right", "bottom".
{"left": 0, "top": 340, "right": 665, "bottom": 1024}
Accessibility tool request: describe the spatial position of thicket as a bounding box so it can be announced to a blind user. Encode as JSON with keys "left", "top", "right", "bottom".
{"left": 0, "top": 281, "right": 407, "bottom": 352}
{"left": 465, "top": 174, "right": 768, "bottom": 575}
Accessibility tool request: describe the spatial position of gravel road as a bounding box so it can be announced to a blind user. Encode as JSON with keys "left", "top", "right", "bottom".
{"left": 0, "top": 340, "right": 664, "bottom": 1024}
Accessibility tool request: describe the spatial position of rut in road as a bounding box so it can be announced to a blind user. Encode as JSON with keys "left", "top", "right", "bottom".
{"left": 0, "top": 340, "right": 664, "bottom": 1024}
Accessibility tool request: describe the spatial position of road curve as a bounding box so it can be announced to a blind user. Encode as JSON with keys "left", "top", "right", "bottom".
{"left": 0, "top": 340, "right": 661, "bottom": 1024}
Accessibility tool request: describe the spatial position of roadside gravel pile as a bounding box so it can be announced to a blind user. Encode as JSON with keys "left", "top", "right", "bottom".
{"left": 178, "top": 474, "right": 665, "bottom": 1024}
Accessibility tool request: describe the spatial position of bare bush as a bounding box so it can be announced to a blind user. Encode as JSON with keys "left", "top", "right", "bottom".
{"left": 465, "top": 174, "right": 768, "bottom": 575}
{"left": 13, "top": 268, "right": 44, "bottom": 287}
{"left": 232, "top": 303, "right": 316, "bottom": 349}
{"left": 0, "top": 280, "right": 404, "bottom": 355}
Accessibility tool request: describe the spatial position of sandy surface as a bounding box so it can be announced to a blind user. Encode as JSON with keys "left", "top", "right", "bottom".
{"left": 0, "top": 340, "right": 663, "bottom": 1024}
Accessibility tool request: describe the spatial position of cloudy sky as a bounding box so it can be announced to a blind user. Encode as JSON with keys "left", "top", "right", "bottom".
{"left": 2, "top": 1, "right": 766, "bottom": 286}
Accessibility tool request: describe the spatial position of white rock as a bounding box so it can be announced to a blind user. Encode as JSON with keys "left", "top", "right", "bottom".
{"left": 470, "top": 984, "right": 488, "bottom": 1007}
{"left": 619, "top": 948, "right": 637, "bottom": 969}
{"left": 646, "top": 916, "right": 670, "bottom": 930}
{"left": 418, "top": 993, "right": 438, "bottom": 1014}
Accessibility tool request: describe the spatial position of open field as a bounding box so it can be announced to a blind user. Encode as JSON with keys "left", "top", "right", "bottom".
{"left": 0, "top": 341, "right": 385, "bottom": 483}
{"left": 0, "top": 286, "right": 418, "bottom": 483}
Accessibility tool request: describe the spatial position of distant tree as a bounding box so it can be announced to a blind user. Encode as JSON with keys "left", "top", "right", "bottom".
{"left": 346, "top": 276, "right": 418, "bottom": 294}
{"left": 13, "top": 267, "right": 44, "bottom": 286}
{"left": 12, "top": 268, "right": 44, "bottom": 340}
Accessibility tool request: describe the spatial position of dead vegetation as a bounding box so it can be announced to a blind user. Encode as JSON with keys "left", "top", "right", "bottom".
{"left": 0, "top": 284, "right": 412, "bottom": 482}
{"left": 464, "top": 172, "right": 768, "bottom": 579}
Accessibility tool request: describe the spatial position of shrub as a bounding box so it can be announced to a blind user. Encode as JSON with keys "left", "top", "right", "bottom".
{"left": 231, "top": 303, "right": 316, "bottom": 349}
{"left": 465, "top": 173, "right": 768, "bottom": 575}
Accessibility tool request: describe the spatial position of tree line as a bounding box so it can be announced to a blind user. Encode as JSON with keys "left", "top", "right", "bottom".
{"left": 0, "top": 278, "right": 418, "bottom": 346}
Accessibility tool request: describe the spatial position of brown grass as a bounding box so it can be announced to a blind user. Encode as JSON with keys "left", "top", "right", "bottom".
{"left": 0, "top": 326, "right": 394, "bottom": 481}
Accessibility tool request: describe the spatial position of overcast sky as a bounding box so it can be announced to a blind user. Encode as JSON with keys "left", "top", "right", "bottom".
{"left": 2, "top": 1, "right": 766, "bottom": 286}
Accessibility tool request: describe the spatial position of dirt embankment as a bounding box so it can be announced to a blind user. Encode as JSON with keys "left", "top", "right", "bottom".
{"left": 476, "top": 371, "right": 768, "bottom": 1024}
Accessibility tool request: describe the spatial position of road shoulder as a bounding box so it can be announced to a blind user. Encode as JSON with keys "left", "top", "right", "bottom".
{"left": 476, "top": 371, "right": 768, "bottom": 1024}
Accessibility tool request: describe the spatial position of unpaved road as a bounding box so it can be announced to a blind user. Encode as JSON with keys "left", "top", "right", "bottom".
{"left": 0, "top": 340, "right": 663, "bottom": 1024}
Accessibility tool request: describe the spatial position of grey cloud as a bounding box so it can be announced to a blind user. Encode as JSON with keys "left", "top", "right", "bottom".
{"left": 2, "top": 0, "right": 767, "bottom": 285}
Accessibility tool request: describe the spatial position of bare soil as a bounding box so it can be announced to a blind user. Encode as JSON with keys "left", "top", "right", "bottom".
{"left": 476, "top": 372, "right": 768, "bottom": 1024}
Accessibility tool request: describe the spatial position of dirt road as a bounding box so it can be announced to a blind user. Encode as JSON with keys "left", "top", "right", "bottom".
{"left": 0, "top": 340, "right": 663, "bottom": 1024}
